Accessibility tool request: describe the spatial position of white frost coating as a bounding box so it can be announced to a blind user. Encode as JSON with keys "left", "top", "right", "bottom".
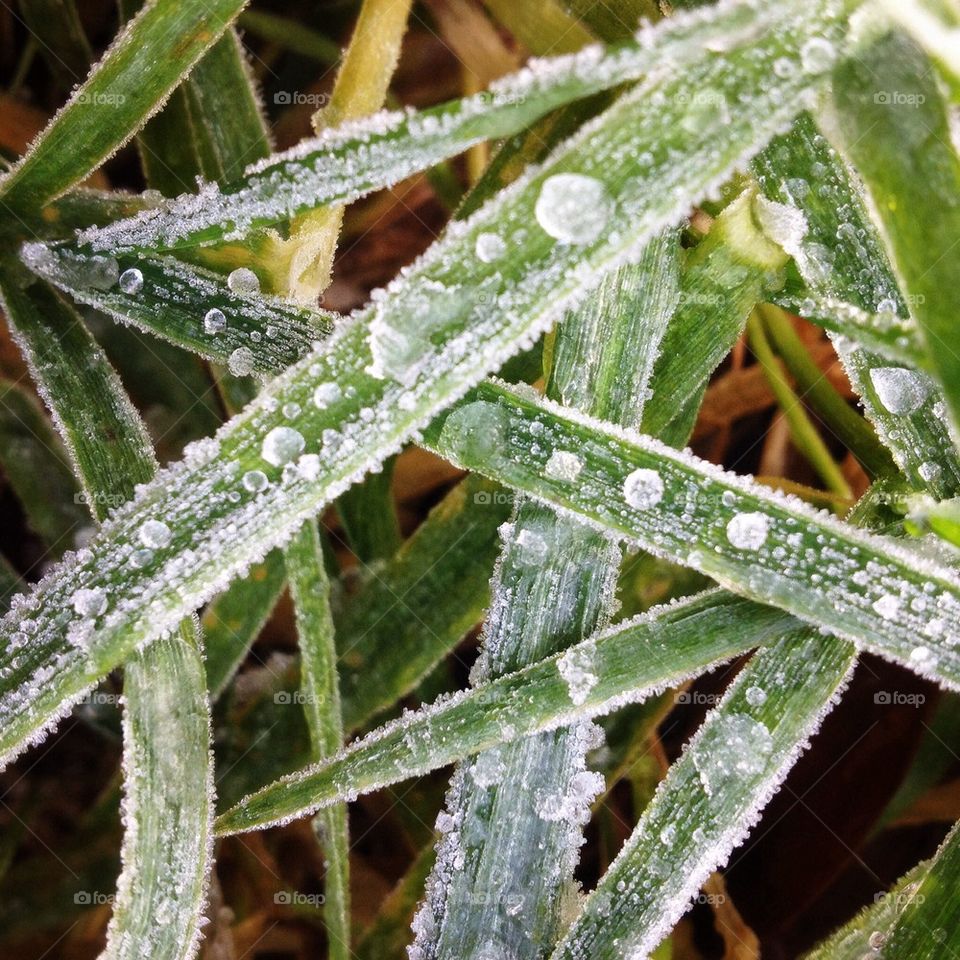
{"left": 475, "top": 232, "right": 507, "bottom": 262}
{"left": 227, "top": 267, "right": 260, "bottom": 294}
{"left": 692, "top": 713, "right": 774, "bottom": 795}
{"left": 204, "top": 308, "right": 227, "bottom": 334}
{"left": 535, "top": 174, "right": 614, "bottom": 244}
{"left": 869, "top": 366, "right": 932, "bottom": 415}
{"left": 799, "top": 36, "right": 837, "bottom": 71}
{"left": 227, "top": 346, "right": 254, "bottom": 376}
{"left": 558, "top": 641, "right": 599, "bottom": 705}
{"left": 753, "top": 195, "right": 808, "bottom": 257}
{"left": 313, "top": 382, "right": 342, "bottom": 408}
{"left": 623, "top": 468, "right": 664, "bottom": 509}
{"left": 72, "top": 587, "right": 107, "bottom": 617}
{"left": 139, "top": 519, "right": 172, "bottom": 549}
{"left": 545, "top": 449, "right": 583, "bottom": 482}
{"left": 261, "top": 426, "right": 305, "bottom": 467}
{"left": 725, "top": 512, "right": 770, "bottom": 550}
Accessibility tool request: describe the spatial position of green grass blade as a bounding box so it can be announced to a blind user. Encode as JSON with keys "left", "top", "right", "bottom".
{"left": 0, "top": 0, "right": 859, "bottom": 766}
{"left": 549, "top": 628, "right": 856, "bottom": 960}
{"left": 0, "top": 261, "right": 212, "bottom": 959}
{"left": 0, "top": 0, "right": 249, "bottom": 211}
{"left": 753, "top": 112, "right": 960, "bottom": 498}
{"left": 216, "top": 590, "right": 796, "bottom": 834}
{"left": 0, "top": 377, "right": 87, "bottom": 554}
{"left": 287, "top": 519, "right": 350, "bottom": 960}
{"left": 830, "top": 33, "right": 960, "bottom": 445}
{"left": 421, "top": 380, "right": 960, "bottom": 686}
{"left": 0, "top": 554, "right": 20, "bottom": 614}
{"left": 68, "top": 0, "right": 859, "bottom": 256}
{"left": 202, "top": 551, "right": 286, "bottom": 698}
{"left": 869, "top": 820, "right": 960, "bottom": 958}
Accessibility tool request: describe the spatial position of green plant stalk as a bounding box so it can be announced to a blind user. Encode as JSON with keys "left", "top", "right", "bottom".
{"left": 287, "top": 520, "right": 350, "bottom": 960}
{"left": 757, "top": 303, "right": 895, "bottom": 479}
{"left": 746, "top": 309, "right": 852, "bottom": 501}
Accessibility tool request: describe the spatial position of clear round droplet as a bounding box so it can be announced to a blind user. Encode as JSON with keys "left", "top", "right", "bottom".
{"left": 227, "top": 267, "right": 260, "bottom": 294}
{"left": 118, "top": 267, "right": 143, "bottom": 294}
{"left": 261, "top": 426, "right": 305, "bottom": 467}
{"left": 475, "top": 232, "right": 507, "bottom": 263}
{"left": 242, "top": 469, "right": 269, "bottom": 493}
{"left": 204, "top": 308, "right": 227, "bottom": 334}
{"left": 228, "top": 346, "right": 255, "bottom": 376}
{"left": 535, "top": 173, "right": 614, "bottom": 244}
{"left": 139, "top": 518, "right": 172, "bottom": 549}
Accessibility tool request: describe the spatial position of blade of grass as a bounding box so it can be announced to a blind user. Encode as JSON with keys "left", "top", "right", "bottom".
{"left": 421, "top": 379, "right": 960, "bottom": 687}
{"left": 0, "top": 0, "right": 863, "bottom": 765}
{"left": 67, "top": 0, "right": 860, "bottom": 257}
{"left": 287, "top": 519, "right": 350, "bottom": 960}
{"left": 0, "top": 0, "right": 250, "bottom": 210}
{"left": 216, "top": 590, "right": 797, "bottom": 833}
{"left": 0, "top": 260, "right": 212, "bottom": 960}
{"left": 753, "top": 111, "right": 960, "bottom": 498}
{"left": 0, "top": 377, "right": 87, "bottom": 554}
{"left": 549, "top": 628, "right": 856, "bottom": 960}
{"left": 830, "top": 33, "right": 960, "bottom": 444}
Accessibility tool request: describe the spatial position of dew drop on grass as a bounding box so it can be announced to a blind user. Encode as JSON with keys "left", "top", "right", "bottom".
{"left": 313, "top": 382, "right": 341, "bottom": 409}
{"left": 204, "top": 308, "right": 227, "bottom": 334}
{"left": 118, "top": 267, "right": 143, "bottom": 294}
{"left": 869, "top": 367, "right": 931, "bottom": 415}
{"left": 800, "top": 37, "right": 836, "bottom": 73}
{"left": 535, "top": 173, "right": 614, "bottom": 244}
{"left": 139, "top": 519, "right": 172, "bottom": 549}
{"left": 726, "top": 512, "right": 770, "bottom": 550}
{"left": 72, "top": 587, "right": 107, "bottom": 617}
{"left": 558, "top": 641, "right": 599, "bottom": 706}
{"left": 693, "top": 713, "right": 774, "bottom": 796}
{"left": 623, "top": 468, "right": 664, "bottom": 510}
{"left": 872, "top": 594, "right": 900, "bottom": 620}
{"left": 129, "top": 548, "right": 154, "bottom": 569}
{"left": 475, "top": 232, "right": 507, "bottom": 262}
{"left": 745, "top": 685, "right": 767, "bottom": 707}
{"left": 659, "top": 824, "right": 676, "bottom": 845}
{"left": 545, "top": 449, "right": 582, "bottom": 482}
{"left": 242, "top": 469, "right": 269, "bottom": 493}
{"left": 228, "top": 346, "right": 255, "bottom": 376}
{"left": 282, "top": 402, "right": 301, "bottom": 419}
{"left": 227, "top": 267, "right": 261, "bottom": 294}
{"left": 261, "top": 426, "right": 305, "bottom": 467}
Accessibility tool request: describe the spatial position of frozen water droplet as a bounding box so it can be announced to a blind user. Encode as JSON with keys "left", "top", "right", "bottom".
{"left": 659, "top": 824, "right": 676, "bottom": 845}
{"left": 227, "top": 267, "right": 260, "bottom": 294}
{"left": 694, "top": 713, "right": 774, "bottom": 796}
{"left": 313, "top": 382, "right": 341, "bottom": 409}
{"left": 282, "top": 402, "right": 301, "bottom": 419}
{"left": 726, "top": 512, "right": 769, "bottom": 550}
{"left": 535, "top": 173, "right": 613, "bottom": 244}
{"left": 72, "top": 587, "right": 107, "bottom": 617}
{"left": 558, "top": 641, "right": 598, "bottom": 706}
{"left": 297, "top": 454, "right": 321, "bottom": 481}
{"left": 745, "top": 685, "right": 767, "bottom": 707}
{"left": 919, "top": 461, "right": 942, "bottom": 484}
{"left": 139, "top": 518, "right": 172, "bottom": 549}
{"left": 261, "top": 426, "right": 305, "bottom": 467}
{"left": 129, "top": 548, "right": 154, "bottom": 569}
{"left": 872, "top": 594, "right": 900, "bottom": 620}
{"left": 86, "top": 255, "right": 120, "bottom": 290}
{"left": 545, "top": 449, "right": 582, "bottom": 482}
{"left": 228, "top": 346, "right": 255, "bottom": 376}
{"left": 118, "top": 267, "right": 143, "bottom": 294}
{"left": 869, "top": 367, "right": 931, "bottom": 415}
{"left": 800, "top": 37, "right": 836, "bottom": 73}
{"left": 623, "top": 468, "right": 664, "bottom": 510}
{"left": 204, "top": 308, "right": 227, "bottom": 334}
{"left": 515, "top": 528, "right": 549, "bottom": 562}
{"left": 475, "top": 232, "right": 506, "bottom": 263}
{"left": 242, "top": 469, "right": 269, "bottom": 493}
{"left": 867, "top": 931, "right": 886, "bottom": 950}
{"left": 471, "top": 748, "right": 507, "bottom": 788}
{"left": 753, "top": 196, "right": 807, "bottom": 257}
